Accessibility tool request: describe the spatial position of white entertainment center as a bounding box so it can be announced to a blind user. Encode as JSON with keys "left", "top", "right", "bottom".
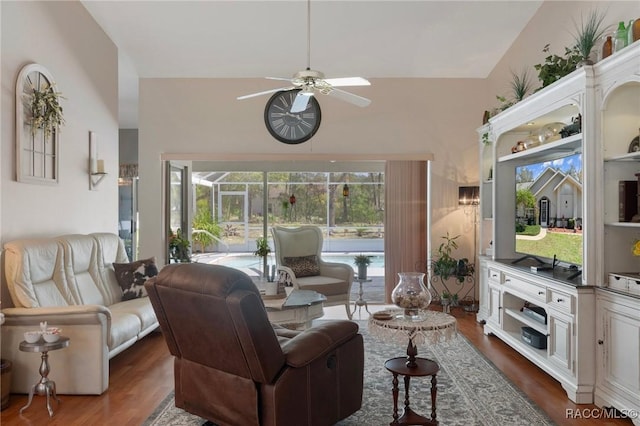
{"left": 476, "top": 41, "right": 640, "bottom": 421}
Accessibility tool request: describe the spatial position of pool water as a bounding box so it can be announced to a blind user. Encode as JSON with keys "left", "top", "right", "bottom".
{"left": 210, "top": 253, "right": 385, "bottom": 269}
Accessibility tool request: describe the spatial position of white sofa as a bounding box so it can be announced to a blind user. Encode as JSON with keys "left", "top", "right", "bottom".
{"left": 1, "top": 233, "right": 158, "bottom": 395}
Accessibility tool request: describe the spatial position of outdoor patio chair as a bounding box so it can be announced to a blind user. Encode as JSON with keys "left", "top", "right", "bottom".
{"left": 271, "top": 225, "right": 354, "bottom": 320}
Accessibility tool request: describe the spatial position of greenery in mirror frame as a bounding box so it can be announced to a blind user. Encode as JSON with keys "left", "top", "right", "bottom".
{"left": 28, "top": 81, "right": 65, "bottom": 137}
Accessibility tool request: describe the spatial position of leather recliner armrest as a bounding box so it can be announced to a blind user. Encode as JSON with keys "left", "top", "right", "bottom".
{"left": 280, "top": 320, "right": 359, "bottom": 368}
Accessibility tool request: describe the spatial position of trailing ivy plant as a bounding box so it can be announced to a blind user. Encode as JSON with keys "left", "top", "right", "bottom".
{"left": 28, "top": 82, "right": 65, "bottom": 137}
{"left": 534, "top": 44, "right": 582, "bottom": 89}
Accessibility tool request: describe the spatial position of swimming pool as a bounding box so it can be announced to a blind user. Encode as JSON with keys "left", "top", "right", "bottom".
{"left": 206, "top": 253, "right": 385, "bottom": 269}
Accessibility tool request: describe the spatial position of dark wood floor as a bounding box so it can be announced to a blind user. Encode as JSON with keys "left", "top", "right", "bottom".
{"left": 1, "top": 306, "right": 633, "bottom": 425}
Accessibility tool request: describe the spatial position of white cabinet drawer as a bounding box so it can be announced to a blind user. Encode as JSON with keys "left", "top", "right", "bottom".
{"left": 505, "top": 275, "right": 547, "bottom": 304}
{"left": 488, "top": 267, "right": 503, "bottom": 284}
{"left": 608, "top": 274, "right": 629, "bottom": 292}
{"left": 549, "top": 289, "right": 574, "bottom": 314}
{"left": 628, "top": 277, "right": 640, "bottom": 296}
{"left": 608, "top": 273, "right": 640, "bottom": 295}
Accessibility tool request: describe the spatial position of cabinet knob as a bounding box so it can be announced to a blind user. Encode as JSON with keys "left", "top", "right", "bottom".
{"left": 538, "top": 291, "right": 544, "bottom": 295}
{"left": 556, "top": 298, "right": 563, "bottom": 303}
{"left": 598, "top": 340, "right": 604, "bottom": 345}
{"left": 505, "top": 278, "right": 511, "bottom": 282}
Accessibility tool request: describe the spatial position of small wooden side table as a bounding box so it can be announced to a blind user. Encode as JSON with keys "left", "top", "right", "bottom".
{"left": 19, "top": 336, "right": 70, "bottom": 417}
{"left": 385, "top": 357, "right": 439, "bottom": 426}
{"left": 370, "top": 310, "right": 456, "bottom": 426}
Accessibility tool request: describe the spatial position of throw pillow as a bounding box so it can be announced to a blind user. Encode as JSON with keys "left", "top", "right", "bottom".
{"left": 113, "top": 257, "right": 158, "bottom": 301}
{"left": 282, "top": 255, "right": 320, "bottom": 277}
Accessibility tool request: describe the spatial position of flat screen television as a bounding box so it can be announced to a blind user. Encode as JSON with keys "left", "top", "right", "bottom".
{"left": 514, "top": 152, "right": 583, "bottom": 267}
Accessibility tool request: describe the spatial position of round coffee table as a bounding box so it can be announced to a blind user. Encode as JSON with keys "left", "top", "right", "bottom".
{"left": 262, "top": 289, "right": 326, "bottom": 329}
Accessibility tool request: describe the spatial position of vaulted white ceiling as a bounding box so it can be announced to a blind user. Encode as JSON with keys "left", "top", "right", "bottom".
{"left": 81, "top": 0, "right": 543, "bottom": 128}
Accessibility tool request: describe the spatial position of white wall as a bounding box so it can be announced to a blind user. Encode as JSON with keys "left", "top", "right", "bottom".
{"left": 1, "top": 1, "right": 119, "bottom": 246}
{"left": 1, "top": 1, "right": 119, "bottom": 305}
{"left": 138, "top": 78, "right": 487, "bottom": 262}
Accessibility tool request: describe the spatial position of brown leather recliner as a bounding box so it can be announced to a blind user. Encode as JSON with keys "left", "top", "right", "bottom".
{"left": 145, "top": 263, "right": 364, "bottom": 426}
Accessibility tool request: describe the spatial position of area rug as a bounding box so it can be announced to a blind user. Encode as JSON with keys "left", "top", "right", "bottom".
{"left": 143, "top": 321, "right": 555, "bottom": 426}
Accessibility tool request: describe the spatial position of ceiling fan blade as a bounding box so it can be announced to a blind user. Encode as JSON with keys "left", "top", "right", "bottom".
{"left": 290, "top": 92, "right": 312, "bottom": 113}
{"left": 237, "top": 86, "right": 294, "bottom": 100}
{"left": 265, "top": 77, "right": 294, "bottom": 82}
{"left": 326, "top": 87, "right": 371, "bottom": 108}
{"left": 323, "top": 77, "right": 370, "bottom": 87}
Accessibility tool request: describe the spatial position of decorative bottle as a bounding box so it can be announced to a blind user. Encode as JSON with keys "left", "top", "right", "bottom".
{"left": 632, "top": 18, "right": 640, "bottom": 43}
{"left": 391, "top": 272, "right": 432, "bottom": 319}
{"left": 602, "top": 35, "right": 613, "bottom": 59}
{"left": 614, "top": 21, "right": 628, "bottom": 53}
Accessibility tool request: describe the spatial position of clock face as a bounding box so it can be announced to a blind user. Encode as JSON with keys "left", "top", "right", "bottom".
{"left": 264, "top": 89, "right": 321, "bottom": 144}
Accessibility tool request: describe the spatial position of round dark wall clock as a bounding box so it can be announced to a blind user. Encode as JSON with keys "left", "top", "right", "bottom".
{"left": 264, "top": 89, "right": 321, "bottom": 144}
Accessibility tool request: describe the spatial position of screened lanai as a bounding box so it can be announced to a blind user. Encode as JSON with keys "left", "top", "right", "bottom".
{"left": 189, "top": 161, "right": 386, "bottom": 255}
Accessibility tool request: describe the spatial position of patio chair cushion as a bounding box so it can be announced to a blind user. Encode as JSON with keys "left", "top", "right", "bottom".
{"left": 283, "top": 255, "right": 321, "bottom": 277}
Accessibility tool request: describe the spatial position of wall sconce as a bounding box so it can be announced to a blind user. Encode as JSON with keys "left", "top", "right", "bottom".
{"left": 89, "top": 131, "right": 107, "bottom": 190}
{"left": 342, "top": 184, "right": 350, "bottom": 197}
{"left": 458, "top": 186, "right": 480, "bottom": 206}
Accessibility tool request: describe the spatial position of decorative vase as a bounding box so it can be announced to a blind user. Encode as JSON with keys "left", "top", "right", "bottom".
{"left": 357, "top": 264, "right": 368, "bottom": 280}
{"left": 391, "top": 272, "right": 432, "bottom": 319}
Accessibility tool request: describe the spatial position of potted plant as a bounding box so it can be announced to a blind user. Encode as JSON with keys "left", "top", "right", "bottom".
{"left": 432, "top": 233, "right": 474, "bottom": 282}
{"left": 253, "top": 237, "right": 271, "bottom": 279}
{"left": 451, "top": 292, "right": 459, "bottom": 307}
{"left": 353, "top": 254, "right": 371, "bottom": 279}
{"left": 571, "top": 9, "right": 608, "bottom": 66}
{"left": 431, "top": 233, "right": 475, "bottom": 301}
{"left": 168, "top": 229, "right": 191, "bottom": 263}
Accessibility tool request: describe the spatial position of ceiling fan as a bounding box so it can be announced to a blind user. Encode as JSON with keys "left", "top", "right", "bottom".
{"left": 237, "top": 0, "right": 371, "bottom": 113}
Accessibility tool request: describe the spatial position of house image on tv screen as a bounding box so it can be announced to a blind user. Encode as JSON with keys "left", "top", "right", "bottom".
{"left": 516, "top": 153, "right": 582, "bottom": 229}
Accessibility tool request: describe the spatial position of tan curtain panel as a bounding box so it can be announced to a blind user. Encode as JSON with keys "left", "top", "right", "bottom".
{"left": 384, "top": 161, "right": 428, "bottom": 302}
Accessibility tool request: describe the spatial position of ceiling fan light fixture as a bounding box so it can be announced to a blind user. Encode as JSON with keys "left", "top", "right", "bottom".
{"left": 300, "top": 86, "right": 314, "bottom": 96}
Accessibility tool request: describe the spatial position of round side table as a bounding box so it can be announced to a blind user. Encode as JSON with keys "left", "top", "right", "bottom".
{"left": 385, "top": 357, "right": 439, "bottom": 426}
{"left": 19, "top": 336, "right": 70, "bottom": 417}
{"left": 370, "top": 309, "right": 456, "bottom": 426}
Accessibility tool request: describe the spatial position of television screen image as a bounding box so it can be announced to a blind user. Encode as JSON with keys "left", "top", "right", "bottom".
{"left": 514, "top": 153, "right": 582, "bottom": 266}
